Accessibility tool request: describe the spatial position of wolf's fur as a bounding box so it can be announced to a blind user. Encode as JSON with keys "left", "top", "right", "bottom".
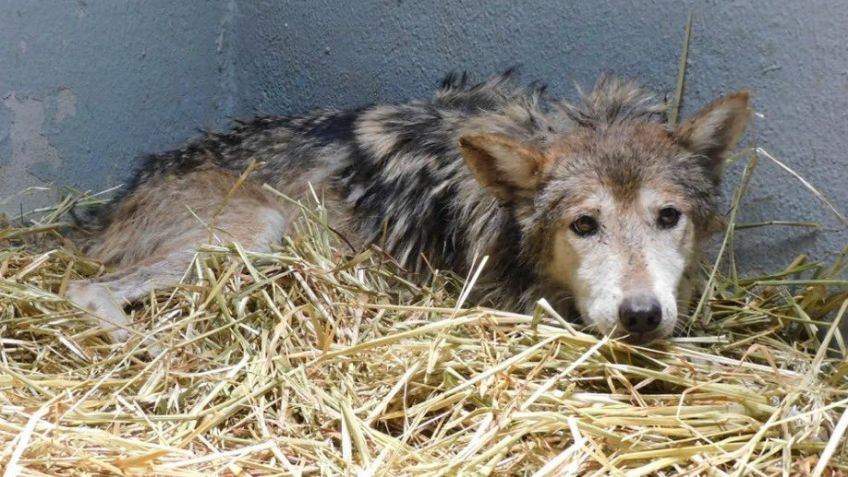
{"left": 68, "top": 71, "right": 750, "bottom": 349}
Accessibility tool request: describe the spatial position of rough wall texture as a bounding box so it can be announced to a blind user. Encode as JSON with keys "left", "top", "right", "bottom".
{"left": 0, "top": 0, "right": 845, "bottom": 272}
{"left": 0, "top": 0, "right": 236, "bottom": 213}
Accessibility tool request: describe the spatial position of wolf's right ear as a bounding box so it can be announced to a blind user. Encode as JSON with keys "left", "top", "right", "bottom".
{"left": 676, "top": 91, "right": 751, "bottom": 174}
{"left": 459, "top": 133, "right": 551, "bottom": 203}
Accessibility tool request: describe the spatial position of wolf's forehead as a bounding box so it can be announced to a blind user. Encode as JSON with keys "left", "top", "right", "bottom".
{"left": 546, "top": 123, "right": 685, "bottom": 194}
{"left": 546, "top": 180, "right": 672, "bottom": 212}
{"left": 564, "top": 123, "right": 677, "bottom": 164}
{"left": 551, "top": 121, "right": 679, "bottom": 159}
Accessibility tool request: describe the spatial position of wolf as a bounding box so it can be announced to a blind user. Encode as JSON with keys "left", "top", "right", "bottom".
{"left": 67, "top": 71, "right": 750, "bottom": 349}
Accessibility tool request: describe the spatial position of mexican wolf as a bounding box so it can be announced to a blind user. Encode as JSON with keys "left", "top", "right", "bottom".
{"left": 68, "top": 70, "right": 750, "bottom": 348}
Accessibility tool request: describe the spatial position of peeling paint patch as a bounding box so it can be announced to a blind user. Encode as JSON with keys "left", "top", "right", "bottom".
{"left": 53, "top": 88, "right": 78, "bottom": 123}
{"left": 0, "top": 89, "right": 76, "bottom": 213}
{"left": 76, "top": 1, "right": 87, "bottom": 20}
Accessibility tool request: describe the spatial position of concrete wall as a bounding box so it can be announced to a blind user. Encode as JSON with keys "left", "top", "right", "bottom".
{"left": 0, "top": 0, "right": 235, "bottom": 213}
{"left": 1, "top": 0, "right": 845, "bottom": 272}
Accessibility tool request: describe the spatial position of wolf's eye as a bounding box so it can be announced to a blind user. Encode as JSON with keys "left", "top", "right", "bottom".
{"left": 570, "top": 216, "right": 599, "bottom": 236}
{"left": 657, "top": 207, "right": 681, "bottom": 229}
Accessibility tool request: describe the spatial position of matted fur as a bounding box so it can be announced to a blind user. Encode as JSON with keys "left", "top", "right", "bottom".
{"left": 69, "top": 70, "right": 750, "bottom": 347}
{"left": 556, "top": 75, "right": 667, "bottom": 128}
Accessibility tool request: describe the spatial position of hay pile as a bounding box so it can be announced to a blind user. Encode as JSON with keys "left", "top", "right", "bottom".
{"left": 1, "top": 160, "right": 847, "bottom": 476}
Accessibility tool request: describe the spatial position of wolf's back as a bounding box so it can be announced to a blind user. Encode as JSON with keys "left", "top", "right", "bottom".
{"left": 72, "top": 70, "right": 552, "bottom": 276}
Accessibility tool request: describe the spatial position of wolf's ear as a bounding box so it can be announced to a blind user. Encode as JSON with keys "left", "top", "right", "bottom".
{"left": 676, "top": 91, "right": 751, "bottom": 173}
{"left": 459, "top": 133, "right": 551, "bottom": 202}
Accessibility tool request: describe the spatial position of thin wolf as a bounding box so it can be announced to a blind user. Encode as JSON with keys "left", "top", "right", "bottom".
{"left": 67, "top": 71, "right": 750, "bottom": 349}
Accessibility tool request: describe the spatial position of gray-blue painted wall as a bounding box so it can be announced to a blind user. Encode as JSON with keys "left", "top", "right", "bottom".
{"left": 0, "top": 0, "right": 235, "bottom": 212}
{"left": 1, "top": 0, "right": 845, "bottom": 273}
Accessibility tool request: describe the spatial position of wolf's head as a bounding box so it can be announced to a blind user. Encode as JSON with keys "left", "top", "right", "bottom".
{"left": 459, "top": 78, "right": 750, "bottom": 343}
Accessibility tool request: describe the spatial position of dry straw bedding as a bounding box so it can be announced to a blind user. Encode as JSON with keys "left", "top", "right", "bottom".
{"left": 0, "top": 150, "right": 847, "bottom": 476}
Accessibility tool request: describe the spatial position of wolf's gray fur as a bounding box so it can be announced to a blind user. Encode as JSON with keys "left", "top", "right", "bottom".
{"left": 70, "top": 70, "right": 750, "bottom": 349}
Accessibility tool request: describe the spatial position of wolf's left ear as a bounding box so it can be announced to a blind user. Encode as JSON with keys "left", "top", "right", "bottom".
{"left": 676, "top": 91, "right": 751, "bottom": 173}
{"left": 459, "top": 133, "right": 551, "bottom": 203}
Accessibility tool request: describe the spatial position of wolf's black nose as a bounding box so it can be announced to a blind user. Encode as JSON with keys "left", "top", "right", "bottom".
{"left": 619, "top": 294, "right": 662, "bottom": 334}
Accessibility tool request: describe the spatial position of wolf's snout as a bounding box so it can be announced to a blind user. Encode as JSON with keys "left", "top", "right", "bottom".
{"left": 618, "top": 294, "right": 662, "bottom": 334}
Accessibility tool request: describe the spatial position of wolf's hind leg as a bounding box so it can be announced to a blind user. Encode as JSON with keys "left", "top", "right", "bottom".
{"left": 68, "top": 196, "right": 290, "bottom": 351}
{"left": 67, "top": 250, "right": 194, "bottom": 347}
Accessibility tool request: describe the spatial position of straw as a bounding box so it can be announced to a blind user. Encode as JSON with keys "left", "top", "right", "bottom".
{"left": 1, "top": 177, "right": 845, "bottom": 475}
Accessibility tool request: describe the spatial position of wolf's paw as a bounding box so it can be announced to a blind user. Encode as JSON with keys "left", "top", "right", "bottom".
{"left": 67, "top": 281, "right": 132, "bottom": 342}
{"left": 66, "top": 282, "right": 163, "bottom": 357}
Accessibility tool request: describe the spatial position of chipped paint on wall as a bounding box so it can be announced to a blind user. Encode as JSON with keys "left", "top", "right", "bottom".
{"left": 0, "top": 90, "right": 73, "bottom": 212}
